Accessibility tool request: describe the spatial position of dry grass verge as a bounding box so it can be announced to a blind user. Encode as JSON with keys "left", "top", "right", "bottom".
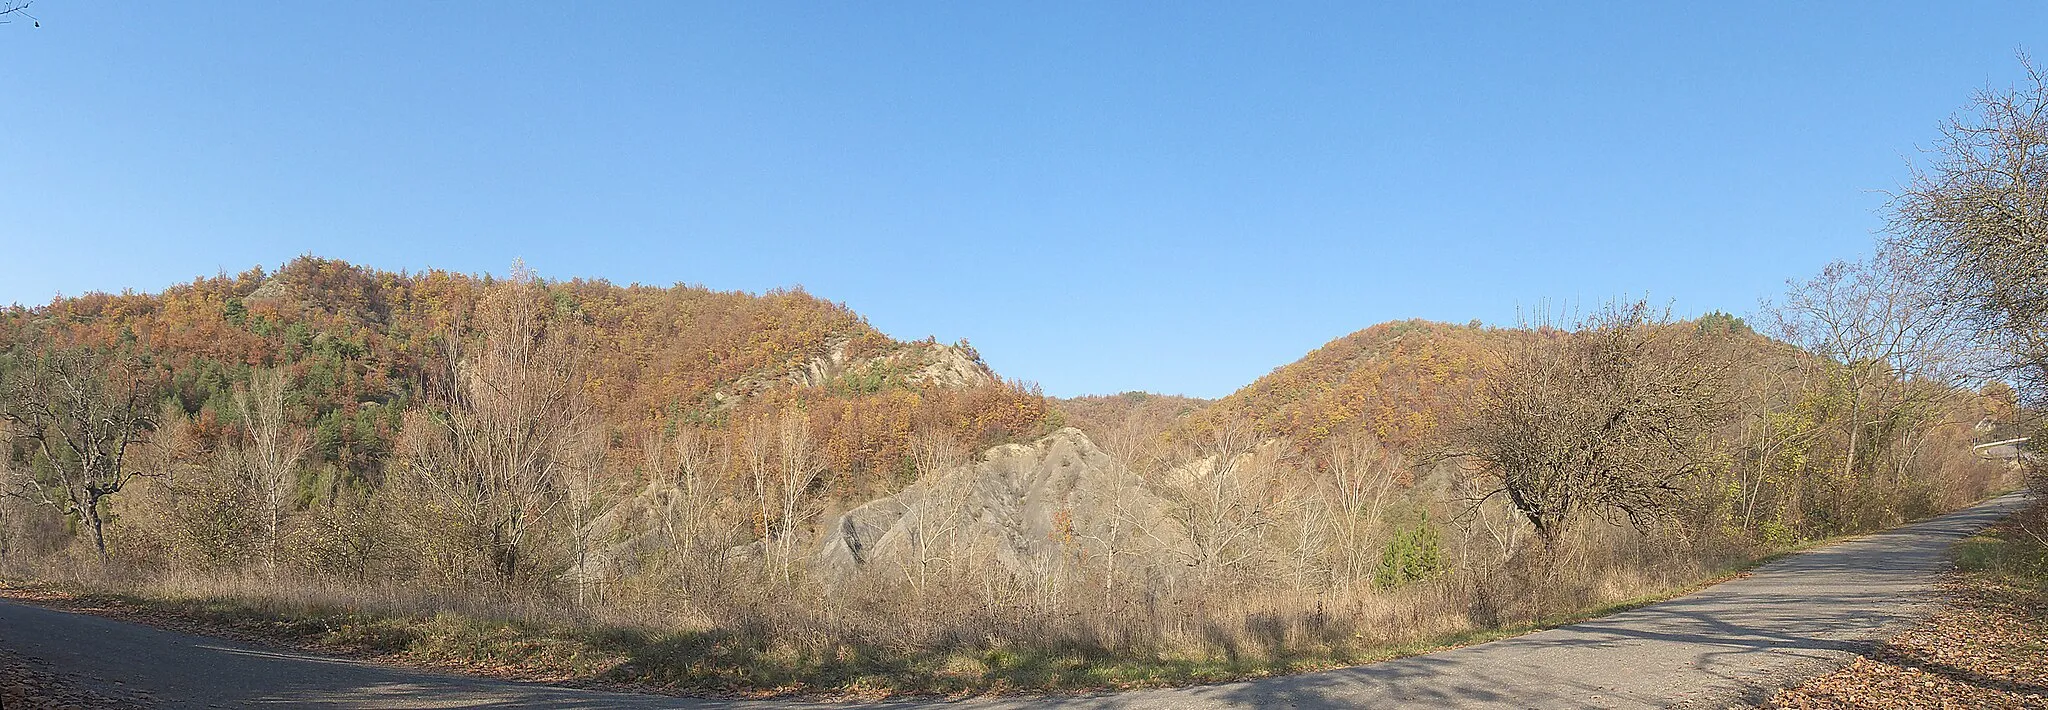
{"left": 0, "top": 550, "right": 1778, "bottom": 700}
{"left": 3, "top": 494, "right": 1992, "bottom": 699}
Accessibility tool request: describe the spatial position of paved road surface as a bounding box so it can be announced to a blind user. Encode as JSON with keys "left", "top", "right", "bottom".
{"left": 0, "top": 493, "right": 2029, "bottom": 709}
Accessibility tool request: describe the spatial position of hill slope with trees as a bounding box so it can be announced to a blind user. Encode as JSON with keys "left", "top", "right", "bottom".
{"left": 0, "top": 251, "right": 2023, "bottom": 699}
{"left": 0, "top": 254, "right": 2029, "bottom": 695}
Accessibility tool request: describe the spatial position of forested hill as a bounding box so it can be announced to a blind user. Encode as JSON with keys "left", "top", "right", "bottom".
{"left": 0, "top": 256, "right": 2023, "bottom": 697}
{"left": 1181, "top": 315, "right": 1790, "bottom": 454}
{"left": 1190, "top": 319, "right": 1506, "bottom": 452}
{"left": 0, "top": 256, "right": 1054, "bottom": 499}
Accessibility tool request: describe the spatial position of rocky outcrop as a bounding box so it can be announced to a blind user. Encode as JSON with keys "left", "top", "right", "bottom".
{"left": 560, "top": 479, "right": 683, "bottom": 587}
{"left": 815, "top": 427, "right": 1174, "bottom": 577}
{"left": 713, "top": 338, "right": 997, "bottom": 409}
{"left": 568, "top": 428, "right": 1183, "bottom": 586}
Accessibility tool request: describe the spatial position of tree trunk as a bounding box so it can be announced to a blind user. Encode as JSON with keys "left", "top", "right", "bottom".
{"left": 267, "top": 507, "right": 282, "bottom": 578}
{"left": 491, "top": 523, "right": 520, "bottom": 592}
{"left": 79, "top": 496, "right": 109, "bottom": 565}
{"left": 1843, "top": 423, "right": 1860, "bottom": 488}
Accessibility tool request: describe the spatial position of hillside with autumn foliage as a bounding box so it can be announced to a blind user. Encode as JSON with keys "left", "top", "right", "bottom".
{"left": 0, "top": 256, "right": 1055, "bottom": 503}
{"left": 1185, "top": 315, "right": 1797, "bottom": 456}
{"left": 0, "top": 255, "right": 2027, "bottom": 698}
{"left": 1187, "top": 319, "right": 1505, "bottom": 453}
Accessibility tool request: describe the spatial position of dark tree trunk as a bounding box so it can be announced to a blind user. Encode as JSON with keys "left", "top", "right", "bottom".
{"left": 78, "top": 496, "right": 109, "bottom": 565}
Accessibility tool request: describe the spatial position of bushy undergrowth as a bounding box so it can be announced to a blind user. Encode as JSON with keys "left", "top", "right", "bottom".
{"left": 0, "top": 500, "right": 1895, "bottom": 697}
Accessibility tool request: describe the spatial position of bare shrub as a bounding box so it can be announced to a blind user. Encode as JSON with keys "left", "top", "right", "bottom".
{"left": 1451, "top": 302, "right": 1729, "bottom": 547}
{"left": 386, "top": 267, "right": 593, "bottom": 592}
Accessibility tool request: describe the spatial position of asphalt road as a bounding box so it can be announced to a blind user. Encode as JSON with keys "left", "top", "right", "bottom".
{"left": 0, "top": 492, "right": 2029, "bottom": 709}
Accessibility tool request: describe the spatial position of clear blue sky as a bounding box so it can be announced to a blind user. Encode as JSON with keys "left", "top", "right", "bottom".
{"left": 1, "top": 3, "right": 2041, "bottom": 398}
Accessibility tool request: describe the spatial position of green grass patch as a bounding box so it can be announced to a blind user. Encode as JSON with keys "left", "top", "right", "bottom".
{"left": 1953, "top": 505, "right": 2048, "bottom": 594}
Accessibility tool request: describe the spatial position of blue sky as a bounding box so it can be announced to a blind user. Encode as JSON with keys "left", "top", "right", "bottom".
{"left": 1, "top": 3, "right": 2041, "bottom": 398}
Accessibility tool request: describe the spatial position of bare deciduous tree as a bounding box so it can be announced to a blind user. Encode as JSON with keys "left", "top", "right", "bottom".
{"left": 1768, "top": 246, "right": 1975, "bottom": 483}
{"left": 774, "top": 410, "right": 821, "bottom": 583}
{"left": 0, "top": 1, "right": 39, "bottom": 27}
{"left": 393, "top": 266, "right": 592, "bottom": 590}
{"left": 1890, "top": 58, "right": 2048, "bottom": 404}
{"left": 1322, "top": 433, "right": 1403, "bottom": 588}
{"left": 908, "top": 424, "right": 968, "bottom": 486}
{"left": 1451, "top": 302, "right": 1728, "bottom": 547}
{"left": 565, "top": 429, "right": 610, "bottom": 607}
{"left": 233, "top": 368, "right": 312, "bottom": 576}
{"left": 1084, "top": 408, "right": 1164, "bottom": 593}
{"left": 660, "top": 426, "right": 726, "bottom": 555}
{"left": 741, "top": 415, "right": 774, "bottom": 545}
{"left": 0, "top": 344, "right": 159, "bottom": 564}
{"left": 1154, "top": 417, "right": 1273, "bottom": 588}
{"left": 902, "top": 425, "right": 968, "bottom": 594}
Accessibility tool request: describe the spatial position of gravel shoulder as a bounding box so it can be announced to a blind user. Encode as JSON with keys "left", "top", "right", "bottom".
{"left": 0, "top": 493, "right": 2029, "bottom": 709}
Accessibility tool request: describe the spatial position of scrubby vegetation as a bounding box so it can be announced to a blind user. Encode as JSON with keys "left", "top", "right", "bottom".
{"left": 0, "top": 247, "right": 2027, "bottom": 696}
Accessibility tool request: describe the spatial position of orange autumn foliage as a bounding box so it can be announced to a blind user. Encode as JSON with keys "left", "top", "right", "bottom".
{"left": 0, "top": 257, "right": 1052, "bottom": 498}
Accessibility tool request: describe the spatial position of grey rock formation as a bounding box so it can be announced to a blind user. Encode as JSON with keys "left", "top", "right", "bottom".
{"left": 713, "top": 338, "right": 997, "bottom": 409}
{"left": 567, "top": 428, "right": 1180, "bottom": 587}
{"left": 560, "top": 479, "right": 684, "bottom": 587}
{"left": 816, "top": 427, "right": 1174, "bottom": 577}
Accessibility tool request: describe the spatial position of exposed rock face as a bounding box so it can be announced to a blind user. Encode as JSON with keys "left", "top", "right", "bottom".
{"left": 244, "top": 275, "right": 290, "bottom": 304}
{"left": 714, "top": 338, "right": 997, "bottom": 409}
{"left": 561, "top": 479, "right": 686, "bottom": 587}
{"left": 815, "top": 427, "right": 1173, "bottom": 577}
{"left": 569, "top": 428, "right": 1181, "bottom": 586}
{"left": 895, "top": 342, "right": 999, "bottom": 388}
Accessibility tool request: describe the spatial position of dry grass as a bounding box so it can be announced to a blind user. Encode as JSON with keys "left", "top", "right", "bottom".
{"left": 0, "top": 440, "right": 2012, "bottom": 698}
{"left": 0, "top": 525, "right": 1788, "bottom": 699}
